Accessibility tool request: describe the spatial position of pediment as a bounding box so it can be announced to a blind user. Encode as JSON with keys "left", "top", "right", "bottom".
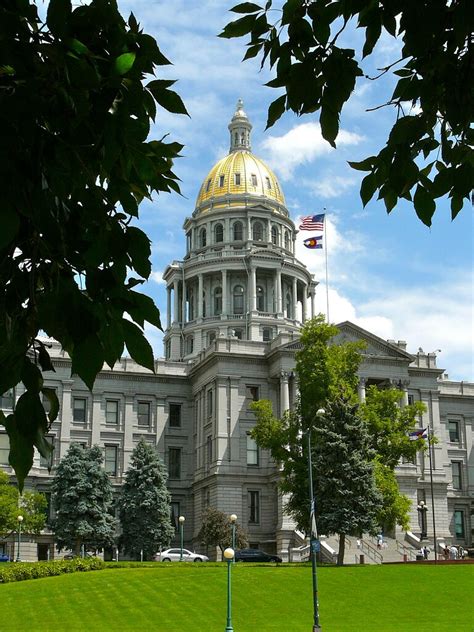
{"left": 335, "top": 321, "right": 414, "bottom": 361}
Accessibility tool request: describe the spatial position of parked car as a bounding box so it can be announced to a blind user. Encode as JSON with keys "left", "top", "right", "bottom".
{"left": 63, "top": 552, "right": 95, "bottom": 560}
{"left": 154, "top": 548, "right": 209, "bottom": 562}
{"left": 0, "top": 553, "right": 10, "bottom": 563}
{"left": 235, "top": 548, "right": 282, "bottom": 563}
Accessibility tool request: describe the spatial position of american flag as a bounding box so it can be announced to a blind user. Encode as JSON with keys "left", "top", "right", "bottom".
{"left": 299, "top": 213, "right": 325, "bottom": 231}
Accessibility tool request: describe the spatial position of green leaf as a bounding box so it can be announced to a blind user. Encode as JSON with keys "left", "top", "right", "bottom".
{"left": 114, "top": 52, "right": 136, "bottom": 76}
{"left": 243, "top": 43, "right": 263, "bottom": 61}
{"left": 101, "top": 320, "right": 125, "bottom": 369}
{"left": 3, "top": 414, "right": 34, "bottom": 493}
{"left": 413, "top": 185, "right": 435, "bottom": 226}
{"left": 21, "top": 358, "right": 44, "bottom": 394}
{"left": 360, "top": 173, "right": 377, "bottom": 207}
{"left": 450, "top": 195, "right": 464, "bottom": 220}
{"left": 219, "top": 15, "right": 259, "bottom": 38}
{"left": 128, "top": 292, "right": 162, "bottom": 330}
{"left": 71, "top": 335, "right": 104, "bottom": 390}
{"left": 147, "top": 82, "right": 189, "bottom": 116}
{"left": 231, "top": 2, "right": 262, "bottom": 13}
{"left": 122, "top": 320, "right": 155, "bottom": 372}
{"left": 320, "top": 106, "right": 339, "bottom": 148}
{"left": 348, "top": 157, "right": 376, "bottom": 172}
{"left": 41, "top": 387, "right": 60, "bottom": 423}
{"left": 0, "top": 206, "right": 20, "bottom": 250}
{"left": 126, "top": 226, "right": 152, "bottom": 278}
{"left": 266, "top": 95, "right": 286, "bottom": 129}
{"left": 46, "top": 0, "right": 71, "bottom": 38}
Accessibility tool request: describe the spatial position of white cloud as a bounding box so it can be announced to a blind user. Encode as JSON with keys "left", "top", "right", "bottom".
{"left": 150, "top": 271, "right": 165, "bottom": 284}
{"left": 260, "top": 122, "right": 364, "bottom": 179}
{"left": 304, "top": 173, "right": 359, "bottom": 199}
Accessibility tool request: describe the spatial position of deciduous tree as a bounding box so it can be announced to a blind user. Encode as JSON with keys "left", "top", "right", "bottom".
{"left": 0, "top": 470, "right": 47, "bottom": 539}
{"left": 52, "top": 444, "right": 116, "bottom": 555}
{"left": 221, "top": 1, "right": 473, "bottom": 225}
{"left": 0, "top": 0, "right": 187, "bottom": 489}
{"left": 198, "top": 507, "right": 248, "bottom": 559}
{"left": 118, "top": 439, "right": 174, "bottom": 560}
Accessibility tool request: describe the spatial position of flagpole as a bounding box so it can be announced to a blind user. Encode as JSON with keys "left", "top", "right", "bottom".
{"left": 427, "top": 427, "right": 438, "bottom": 563}
{"left": 323, "top": 208, "right": 329, "bottom": 323}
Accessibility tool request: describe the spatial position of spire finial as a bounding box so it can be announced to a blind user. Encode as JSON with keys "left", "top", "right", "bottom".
{"left": 228, "top": 98, "right": 252, "bottom": 153}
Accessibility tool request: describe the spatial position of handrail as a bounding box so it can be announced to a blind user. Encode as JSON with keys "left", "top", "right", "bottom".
{"left": 360, "top": 539, "right": 383, "bottom": 564}
{"left": 396, "top": 539, "right": 417, "bottom": 561}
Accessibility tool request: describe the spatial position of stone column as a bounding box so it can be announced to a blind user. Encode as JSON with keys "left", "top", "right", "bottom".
{"left": 280, "top": 371, "right": 290, "bottom": 414}
{"left": 173, "top": 280, "right": 179, "bottom": 324}
{"left": 198, "top": 273, "right": 203, "bottom": 319}
{"left": 292, "top": 277, "right": 298, "bottom": 320}
{"left": 301, "top": 284, "right": 307, "bottom": 322}
{"left": 310, "top": 288, "right": 316, "bottom": 319}
{"left": 249, "top": 265, "right": 257, "bottom": 312}
{"left": 358, "top": 378, "right": 366, "bottom": 402}
{"left": 222, "top": 269, "right": 228, "bottom": 317}
{"left": 276, "top": 269, "right": 282, "bottom": 314}
{"left": 401, "top": 380, "right": 410, "bottom": 407}
{"left": 181, "top": 278, "right": 186, "bottom": 324}
{"left": 59, "top": 381, "right": 74, "bottom": 460}
{"left": 166, "top": 286, "right": 172, "bottom": 329}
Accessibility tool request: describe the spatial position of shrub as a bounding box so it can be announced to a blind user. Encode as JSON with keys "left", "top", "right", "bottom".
{"left": 0, "top": 557, "right": 105, "bottom": 583}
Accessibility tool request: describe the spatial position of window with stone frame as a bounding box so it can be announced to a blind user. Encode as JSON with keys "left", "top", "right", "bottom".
{"left": 246, "top": 433, "right": 259, "bottom": 466}
{"left": 39, "top": 436, "right": 54, "bottom": 468}
{"left": 0, "top": 433, "right": 10, "bottom": 465}
{"left": 448, "top": 420, "right": 460, "bottom": 443}
{"left": 105, "top": 445, "right": 118, "bottom": 476}
{"left": 214, "top": 286, "right": 222, "bottom": 315}
{"left": 206, "top": 389, "right": 213, "bottom": 418}
{"left": 271, "top": 225, "right": 278, "bottom": 245}
{"left": 170, "top": 501, "right": 180, "bottom": 530}
{"left": 247, "top": 386, "right": 259, "bottom": 403}
{"left": 137, "top": 401, "right": 151, "bottom": 426}
{"left": 252, "top": 221, "right": 263, "bottom": 241}
{"left": 169, "top": 403, "right": 181, "bottom": 428}
{"left": 248, "top": 490, "right": 260, "bottom": 524}
{"left": 262, "top": 327, "right": 272, "bottom": 342}
{"left": 219, "top": 175, "right": 225, "bottom": 187}
{"left": 199, "top": 227, "right": 207, "bottom": 248}
{"left": 251, "top": 173, "right": 257, "bottom": 187}
{"left": 284, "top": 231, "right": 290, "bottom": 250}
{"left": 206, "top": 435, "right": 212, "bottom": 466}
{"left": 256, "top": 285, "right": 265, "bottom": 312}
{"left": 168, "top": 447, "right": 182, "bottom": 479}
{"left": 451, "top": 461, "right": 462, "bottom": 489}
{"left": 73, "top": 397, "right": 87, "bottom": 423}
{"left": 105, "top": 400, "right": 119, "bottom": 425}
{"left": 454, "top": 509, "right": 465, "bottom": 539}
{"left": 233, "top": 221, "right": 243, "bottom": 241}
{"left": 0, "top": 389, "right": 14, "bottom": 410}
{"left": 234, "top": 173, "right": 241, "bottom": 185}
{"left": 214, "top": 223, "right": 224, "bottom": 243}
{"left": 233, "top": 285, "right": 244, "bottom": 314}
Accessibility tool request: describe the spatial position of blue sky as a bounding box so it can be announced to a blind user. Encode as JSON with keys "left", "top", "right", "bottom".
{"left": 119, "top": 0, "right": 473, "bottom": 380}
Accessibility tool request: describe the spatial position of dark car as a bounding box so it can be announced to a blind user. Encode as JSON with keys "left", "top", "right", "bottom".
{"left": 0, "top": 554, "right": 10, "bottom": 563}
{"left": 235, "top": 548, "right": 282, "bottom": 563}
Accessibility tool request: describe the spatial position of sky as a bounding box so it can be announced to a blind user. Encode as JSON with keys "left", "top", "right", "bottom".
{"left": 118, "top": 0, "right": 473, "bottom": 381}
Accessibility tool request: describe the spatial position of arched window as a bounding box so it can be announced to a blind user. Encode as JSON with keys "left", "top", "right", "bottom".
{"left": 256, "top": 286, "right": 265, "bottom": 312}
{"left": 284, "top": 231, "right": 290, "bottom": 250}
{"left": 271, "top": 225, "right": 278, "bottom": 245}
{"left": 199, "top": 227, "right": 207, "bottom": 248}
{"left": 233, "top": 285, "right": 244, "bottom": 315}
{"left": 286, "top": 292, "right": 292, "bottom": 319}
{"left": 214, "top": 223, "right": 223, "bottom": 243}
{"left": 253, "top": 221, "right": 263, "bottom": 241}
{"left": 214, "top": 286, "right": 222, "bottom": 315}
{"left": 233, "top": 221, "right": 243, "bottom": 241}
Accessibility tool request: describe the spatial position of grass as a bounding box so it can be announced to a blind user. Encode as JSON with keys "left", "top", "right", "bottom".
{"left": 0, "top": 562, "right": 472, "bottom": 631}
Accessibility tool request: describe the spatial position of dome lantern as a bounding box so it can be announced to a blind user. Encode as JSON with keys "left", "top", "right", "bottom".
{"left": 228, "top": 98, "right": 252, "bottom": 152}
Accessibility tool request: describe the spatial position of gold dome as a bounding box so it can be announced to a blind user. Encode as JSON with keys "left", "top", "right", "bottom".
{"left": 195, "top": 100, "right": 286, "bottom": 213}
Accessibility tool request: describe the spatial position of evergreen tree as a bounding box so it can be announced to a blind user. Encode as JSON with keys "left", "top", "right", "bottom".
{"left": 313, "top": 399, "right": 381, "bottom": 565}
{"left": 119, "top": 439, "right": 174, "bottom": 560}
{"left": 52, "top": 444, "right": 115, "bottom": 555}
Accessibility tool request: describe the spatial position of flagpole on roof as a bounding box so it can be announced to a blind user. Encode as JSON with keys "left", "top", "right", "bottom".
{"left": 323, "top": 209, "right": 329, "bottom": 323}
{"left": 427, "top": 426, "right": 438, "bottom": 563}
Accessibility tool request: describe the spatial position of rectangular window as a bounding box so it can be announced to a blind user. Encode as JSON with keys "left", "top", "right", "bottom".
{"left": 451, "top": 461, "right": 462, "bottom": 490}
{"left": 39, "top": 437, "right": 54, "bottom": 468}
{"left": 219, "top": 175, "right": 225, "bottom": 187}
{"left": 248, "top": 490, "right": 260, "bottom": 524}
{"left": 206, "top": 436, "right": 212, "bottom": 466}
{"left": 169, "top": 404, "right": 181, "bottom": 428}
{"left": 265, "top": 176, "right": 272, "bottom": 189}
{"left": 206, "top": 178, "right": 211, "bottom": 192}
{"left": 454, "top": 510, "right": 465, "bottom": 539}
{"left": 262, "top": 328, "right": 272, "bottom": 342}
{"left": 106, "top": 400, "right": 119, "bottom": 425}
{"left": 408, "top": 394, "right": 415, "bottom": 405}
{"left": 42, "top": 390, "right": 56, "bottom": 415}
{"left": 105, "top": 446, "right": 118, "bottom": 476}
{"left": 251, "top": 174, "right": 257, "bottom": 187}
{"left": 234, "top": 173, "right": 241, "bottom": 185}
{"left": 448, "top": 420, "right": 460, "bottom": 443}
{"left": 169, "top": 447, "right": 181, "bottom": 479}
{"left": 247, "top": 386, "right": 259, "bottom": 403}
{"left": 247, "top": 434, "right": 259, "bottom": 466}
{"left": 0, "top": 390, "right": 14, "bottom": 410}
{"left": 138, "top": 401, "right": 151, "bottom": 426}
{"left": 170, "top": 501, "right": 180, "bottom": 530}
{"left": 207, "top": 390, "right": 213, "bottom": 417}
{"left": 0, "top": 433, "right": 10, "bottom": 465}
{"left": 73, "top": 398, "right": 87, "bottom": 423}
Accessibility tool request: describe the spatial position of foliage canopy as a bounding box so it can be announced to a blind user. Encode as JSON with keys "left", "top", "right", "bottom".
{"left": 198, "top": 507, "right": 248, "bottom": 558}
{"left": 0, "top": 0, "right": 187, "bottom": 489}
{"left": 221, "top": 0, "right": 474, "bottom": 225}
{"left": 0, "top": 470, "right": 47, "bottom": 538}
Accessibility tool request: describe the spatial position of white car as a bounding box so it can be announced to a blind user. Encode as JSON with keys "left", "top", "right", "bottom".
{"left": 154, "top": 548, "right": 209, "bottom": 562}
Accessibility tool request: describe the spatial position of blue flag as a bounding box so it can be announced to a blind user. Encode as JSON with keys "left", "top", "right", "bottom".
{"left": 303, "top": 236, "right": 323, "bottom": 249}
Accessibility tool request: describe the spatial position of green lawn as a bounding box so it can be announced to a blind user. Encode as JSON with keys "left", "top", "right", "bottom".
{"left": 1, "top": 563, "right": 472, "bottom": 631}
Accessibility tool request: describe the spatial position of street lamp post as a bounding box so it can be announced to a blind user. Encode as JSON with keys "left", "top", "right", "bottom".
{"left": 230, "top": 514, "right": 237, "bottom": 563}
{"left": 306, "top": 408, "right": 325, "bottom": 632}
{"left": 179, "top": 516, "right": 185, "bottom": 561}
{"left": 16, "top": 515, "right": 24, "bottom": 562}
{"left": 417, "top": 501, "right": 428, "bottom": 539}
{"left": 223, "top": 547, "right": 235, "bottom": 632}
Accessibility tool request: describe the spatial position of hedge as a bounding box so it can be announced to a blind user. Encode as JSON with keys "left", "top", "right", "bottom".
{"left": 0, "top": 557, "right": 105, "bottom": 583}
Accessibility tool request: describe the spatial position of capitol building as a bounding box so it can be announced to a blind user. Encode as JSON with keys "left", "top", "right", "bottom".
{"left": 1, "top": 102, "right": 472, "bottom": 561}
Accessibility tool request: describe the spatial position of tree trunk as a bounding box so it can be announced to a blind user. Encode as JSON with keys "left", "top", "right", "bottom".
{"left": 337, "top": 533, "right": 345, "bottom": 566}
{"left": 74, "top": 538, "right": 81, "bottom": 557}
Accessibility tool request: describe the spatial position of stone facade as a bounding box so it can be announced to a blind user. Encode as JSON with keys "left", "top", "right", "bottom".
{"left": 1, "top": 103, "right": 472, "bottom": 561}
